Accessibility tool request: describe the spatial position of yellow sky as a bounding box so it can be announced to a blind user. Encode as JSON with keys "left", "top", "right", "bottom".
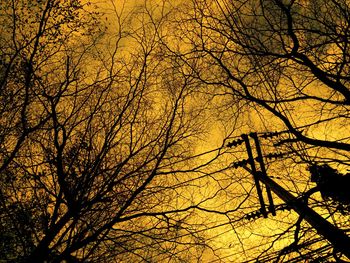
{"left": 80, "top": 1, "right": 344, "bottom": 261}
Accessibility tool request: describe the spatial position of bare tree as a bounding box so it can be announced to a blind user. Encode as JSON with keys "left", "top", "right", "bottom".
{"left": 166, "top": 0, "right": 350, "bottom": 261}
{"left": 6, "top": 0, "right": 350, "bottom": 261}
{"left": 0, "top": 1, "right": 231, "bottom": 262}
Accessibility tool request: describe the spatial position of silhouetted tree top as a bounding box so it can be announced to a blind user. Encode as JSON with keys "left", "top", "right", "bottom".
{"left": 0, "top": 1, "right": 228, "bottom": 262}
{"left": 164, "top": 0, "right": 350, "bottom": 261}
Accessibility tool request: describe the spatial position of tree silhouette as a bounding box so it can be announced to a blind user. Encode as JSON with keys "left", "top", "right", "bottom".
{"left": 3, "top": 0, "right": 350, "bottom": 262}
{"left": 0, "top": 1, "right": 227, "bottom": 262}
{"left": 167, "top": 0, "right": 350, "bottom": 261}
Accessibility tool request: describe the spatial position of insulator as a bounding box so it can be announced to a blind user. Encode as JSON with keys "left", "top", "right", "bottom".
{"left": 232, "top": 159, "right": 249, "bottom": 168}
{"left": 266, "top": 153, "right": 273, "bottom": 160}
{"left": 246, "top": 211, "right": 261, "bottom": 220}
{"left": 227, "top": 141, "right": 235, "bottom": 148}
{"left": 227, "top": 139, "right": 244, "bottom": 148}
{"left": 256, "top": 211, "right": 262, "bottom": 218}
{"left": 265, "top": 152, "right": 284, "bottom": 160}
{"left": 227, "top": 142, "right": 234, "bottom": 147}
{"left": 260, "top": 131, "right": 287, "bottom": 139}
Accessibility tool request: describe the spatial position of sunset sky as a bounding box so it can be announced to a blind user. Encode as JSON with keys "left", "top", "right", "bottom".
{"left": 1, "top": 0, "right": 350, "bottom": 262}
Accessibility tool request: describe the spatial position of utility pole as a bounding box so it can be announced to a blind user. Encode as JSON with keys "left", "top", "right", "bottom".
{"left": 240, "top": 133, "right": 350, "bottom": 260}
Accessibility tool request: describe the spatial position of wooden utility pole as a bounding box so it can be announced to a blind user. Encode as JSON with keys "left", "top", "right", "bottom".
{"left": 242, "top": 133, "right": 350, "bottom": 260}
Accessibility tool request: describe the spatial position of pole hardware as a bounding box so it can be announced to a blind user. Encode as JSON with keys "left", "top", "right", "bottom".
{"left": 236, "top": 132, "right": 350, "bottom": 260}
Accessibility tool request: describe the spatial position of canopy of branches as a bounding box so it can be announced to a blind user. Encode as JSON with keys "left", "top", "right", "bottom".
{"left": 1, "top": 0, "right": 350, "bottom": 262}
